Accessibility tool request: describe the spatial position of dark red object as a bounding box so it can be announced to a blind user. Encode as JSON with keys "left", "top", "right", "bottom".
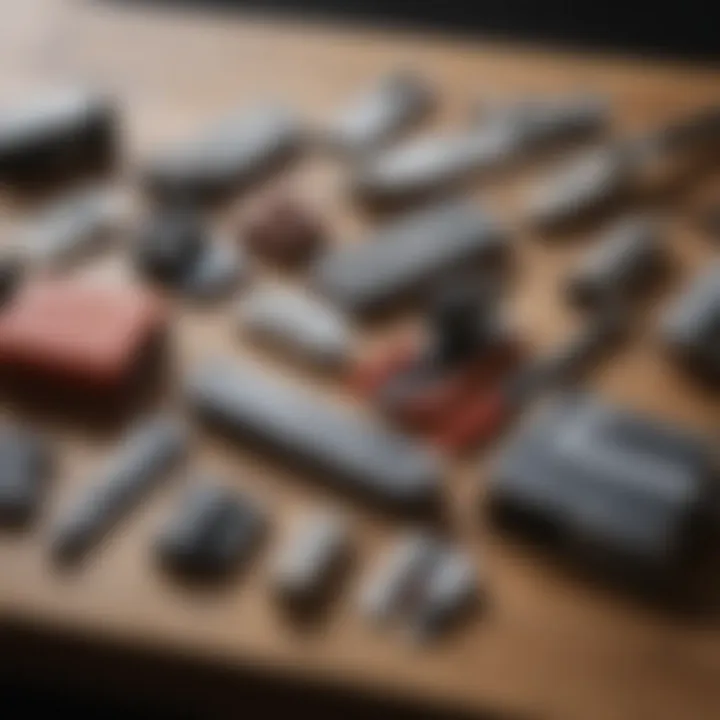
{"left": 0, "top": 277, "right": 168, "bottom": 404}
{"left": 434, "top": 389, "right": 511, "bottom": 452}
{"left": 351, "top": 335, "right": 521, "bottom": 450}
{"left": 350, "top": 340, "right": 417, "bottom": 396}
{"left": 242, "top": 190, "right": 325, "bottom": 265}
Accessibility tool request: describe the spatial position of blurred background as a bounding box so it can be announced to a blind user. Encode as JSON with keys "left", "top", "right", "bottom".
{"left": 1, "top": 2, "right": 718, "bottom": 720}
{"left": 125, "top": 0, "right": 720, "bottom": 59}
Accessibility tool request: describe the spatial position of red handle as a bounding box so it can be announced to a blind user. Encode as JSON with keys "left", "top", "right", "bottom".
{"left": 434, "top": 390, "right": 511, "bottom": 452}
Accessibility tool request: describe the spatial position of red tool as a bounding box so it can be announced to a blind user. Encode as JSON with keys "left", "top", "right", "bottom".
{"left": 435, "top": 311, "right": 626, "bottom": 451}
{"left": 351, "top": 283, "right": 523, "bottom": 446}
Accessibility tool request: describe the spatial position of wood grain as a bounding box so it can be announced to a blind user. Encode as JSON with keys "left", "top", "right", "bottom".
{"left": 0, "top": 2, "right": 718, "bottom": 719}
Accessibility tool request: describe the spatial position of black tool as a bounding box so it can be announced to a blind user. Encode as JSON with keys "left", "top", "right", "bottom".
{"left": 186, "top": 359, "right": 441, "bottom": 515}
{"left": 157, "top": 483, "right": 266, "bottom": 579}
{"left": 312, "top": 201, "right": 506, "bottom": 315}
{"left": 0, "top": 425, "right": 53, "bottom": 526}
{"left": 428, "top": 282, "right": 499, "bottom": 366}
{"left": 52, "top": 418, "right": 187, "bottom": 564}
{"left": 0, "top": 89, "right": 116, "bottom": 183}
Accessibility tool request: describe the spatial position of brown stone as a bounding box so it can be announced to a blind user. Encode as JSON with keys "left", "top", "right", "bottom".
{"left": 242, "top": 191, "right": 325, "bottom": 265}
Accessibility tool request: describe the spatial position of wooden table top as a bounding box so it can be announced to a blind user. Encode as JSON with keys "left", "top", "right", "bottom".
{"left": 0, "top": 2, "right": 718, "bottom": 719}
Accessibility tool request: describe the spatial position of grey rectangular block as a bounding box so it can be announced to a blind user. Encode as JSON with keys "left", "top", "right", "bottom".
{"left": 662, "top": 263, "right": 720, "bottom": 382}
{"left": 480, "top": 94, "right": 608, "bottom": 150}
{"left": 329, "top": 71, "right": 434, "bottom": 154}
{"left": 360, "top": 533, "right": 444, "bottom": 625}
{"left": 412, "top": 549, "right": 479, "bottom": 641}
{"left": 186, "top": 360, "right": 441, "bottom": 513}
{"left": 566, "top": 216, "right": 667, "bottom": 306}
{"left": 272, "top": 510, "right": 351, "bottom": 606}
{"left": 238, "top": 286, "right": 350, "bottom": 368}
{"left": 526, "top": 147, "right": 631, "bottom": 228}
{"left": 361, "top": 534, "right": 481, "bottom": 640}
{"left": 490, "top": 392, "right": 713, "bottom": 578}
{"left": 18, "top": 188, "right": 125, "bottom": 267}
{"left": 352, "top": 129, "right": 515, "bottom": 201}
{"left": 144, "top": 106, "right": 301, "bottom": 199}
{"left": 0, "top": 425, "right": 52, "bottom": 526}
{"left": 355, "top": 94, "right": 608, "bottom": 204}
{"left": 312, "top": 201, "right": 505, "bottom": 314}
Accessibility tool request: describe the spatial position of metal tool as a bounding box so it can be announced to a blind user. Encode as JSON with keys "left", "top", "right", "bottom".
{"left": 186, "top": 360, "right": 442, "bottom": 514}
{"left": 53, "top": 417, "right": 187, "bottom": 564}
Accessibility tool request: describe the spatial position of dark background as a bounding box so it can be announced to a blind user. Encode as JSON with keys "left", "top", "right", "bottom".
{"left": 128, "top": 0, "right": 720, "bottom": 59}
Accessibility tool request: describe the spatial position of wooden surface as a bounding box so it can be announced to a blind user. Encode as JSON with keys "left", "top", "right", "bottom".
{"left": 0, "top": 2, "right": 719, "bottom": 719}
